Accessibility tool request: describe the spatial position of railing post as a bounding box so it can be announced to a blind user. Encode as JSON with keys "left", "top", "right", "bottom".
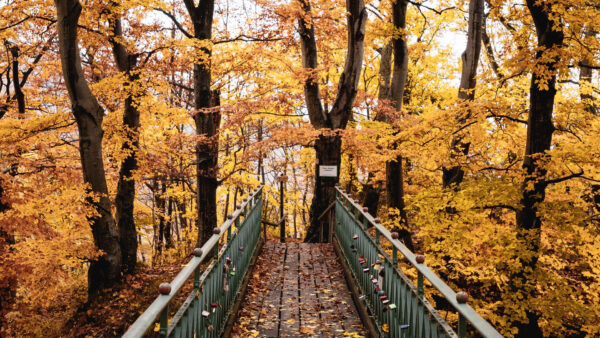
{"left": 416, "top": 254, "right": 425, "bottom": 297}
{"left": 278, "top": 174, "right": 287, "bottom": 243}
{"left": 159, "top": 306, "right": 168, "bottom": 337}
{"left": 458, "top": 314, "right": 466, "bottom": 338}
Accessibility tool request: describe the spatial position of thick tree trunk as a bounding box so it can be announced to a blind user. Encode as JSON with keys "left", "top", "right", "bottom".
{"left": 385, "top": 0, "right": 412, "bottom": 250}
{"left": 513, "top": 1, "right": 564, "bottom": 336}
{"left": 183, "top": 0, "right": 219, "bottom": 247}
{"left": 442, "top": 0, "right": 484, "bottom": 188}
{"left": 195, "top": 91, "right": 220, "bottom": 246}
{"left": 305, "top": 134, "right": 342, "bottom": 242}
{"left": 55, "top": 0, "right": 122, "bottom": 297}
{"left": 299, "top": 0, "right": 366, "bottom": 242}
{"left": 110, "top": 8, "right": 140, "bottom": 274}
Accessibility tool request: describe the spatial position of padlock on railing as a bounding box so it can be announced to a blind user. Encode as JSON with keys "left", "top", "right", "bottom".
{"left": 222, "top": 264, "right": 230, "bottom": 293}
{"left": 202, "top": 309, "right": 212, "bottom": 331}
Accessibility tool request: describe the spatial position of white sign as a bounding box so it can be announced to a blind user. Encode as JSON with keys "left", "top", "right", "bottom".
{"left": 319, "top": 165, "right": 338, "bottom": 177}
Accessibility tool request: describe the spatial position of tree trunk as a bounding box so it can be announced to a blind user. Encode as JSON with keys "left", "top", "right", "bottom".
{"left": 442, "top": 0, "right": 484, "bottom": 188}
{"left": 385, "top": 0, "right": 412, "bottom": 250}
{"left": 54, "top": 0, "right": 122, "bottom": 297}
{"left": 305, "top": 134, "right": 342, "bottom": 242}
{"left": 513, "top": 1, "right": 564, "bottom": 336}
{"left": 109, "top": 6, "right": 140, "bottom": 274}
{"left": 298, "top": 0, "right": 367, "bottom": 242}
{"left": 9, "top": 46, "right": 25, "bottom": 114}
{"left": 195, "top": 91, "right": 219, "bottom": 247}
{"left": 182, "top": 0, "right": 219, "bottom": 247}
{"left": 361, "top": 42, "right": 392, "bottom": 216}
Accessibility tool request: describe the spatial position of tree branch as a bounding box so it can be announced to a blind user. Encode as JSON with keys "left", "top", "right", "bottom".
{"left": 155, "top": 8, "right": 194, "bottom": 39}
{"left": 544, "top": 170, "right": 584, "bottom": 186}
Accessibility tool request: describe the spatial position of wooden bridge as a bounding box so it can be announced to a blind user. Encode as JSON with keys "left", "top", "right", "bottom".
{"left": 123, "top": 186, "right": 502, "bottom": 338}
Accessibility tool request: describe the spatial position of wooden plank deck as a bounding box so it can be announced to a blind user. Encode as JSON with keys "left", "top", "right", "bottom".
{"left": 232, "top": 242, "right": 366, "bottom": 337}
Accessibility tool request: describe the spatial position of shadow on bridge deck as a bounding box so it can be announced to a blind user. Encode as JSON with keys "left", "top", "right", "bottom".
{"left": 231, "top": 242, "right": 366, "bottom": 337}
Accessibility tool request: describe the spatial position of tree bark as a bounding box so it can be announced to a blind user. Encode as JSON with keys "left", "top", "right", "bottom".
{"left": 182, "top": 0, "right": 220, "bottom": 247}
{"left": 513, "top": 1, "right": 564, "bottom": 336}
{"left": 109, "top": 5, "right": 140, "bottom": 274}
{"left": 298, "top": 0, "right": 367, "bottom": 242}
{"left": 383, "top": 0, "right": 413, "bottom": 249}
{"left": 361, "top": 42, "right": 392, "bottom": 216}
{"left": 442, "top": 0, "right": 484, "bottom": 188}
{"left": 305, "top": 134, "right": 343, "bottom": 242}
{"left": 54, "top": 0, "right": 122, "bottom": 297}
{"left": 9, "top": 46, "right": 25, "bottom": 114}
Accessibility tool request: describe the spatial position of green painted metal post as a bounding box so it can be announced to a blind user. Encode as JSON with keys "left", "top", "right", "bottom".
{"left": 279, "top": 175, "right": 286, "bottom": 243}
{"left": 194, "top": 267, "right": 200, "bottom": 289}
{"left": 159, "top": 305, "right": 169, "bottom": 337}
{"left": 458, "top": 314, "right": 466, "bottom": 338}
{"left": 417, "top": 272, "right": 424, "bottom": 297}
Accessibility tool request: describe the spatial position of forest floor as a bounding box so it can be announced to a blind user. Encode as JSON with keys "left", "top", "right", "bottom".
{"left": 60, "top": 258, "right": 191, "bottom": 337}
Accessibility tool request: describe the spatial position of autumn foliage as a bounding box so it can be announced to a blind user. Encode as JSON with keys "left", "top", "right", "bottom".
{"left": 0, "top": 0, "right": 599, "bottom": 336}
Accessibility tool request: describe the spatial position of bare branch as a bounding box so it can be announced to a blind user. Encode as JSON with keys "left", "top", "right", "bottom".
{"left": 155, "top": 8, "right": 194, "bottom": 39}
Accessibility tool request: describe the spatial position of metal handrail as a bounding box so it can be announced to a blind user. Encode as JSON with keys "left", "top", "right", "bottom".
{"left": 123, "top": 186, "right": 264, "bottom": 338}
{"left": 335, "top": 187, "right": 502, "bottom": 338}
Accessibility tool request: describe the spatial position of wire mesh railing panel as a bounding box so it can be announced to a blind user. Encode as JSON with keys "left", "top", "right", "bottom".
{"left": 123, "top": 186, "right": 264, "bottom": 338}
{"left": 334, "top": 188, "right": 502, "bottom": 338}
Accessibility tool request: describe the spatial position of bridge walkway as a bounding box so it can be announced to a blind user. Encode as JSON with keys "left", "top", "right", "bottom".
{"left": 123, "top": 186, "right": 503, "bottom": 338}
{"left": 231, "top": 242, "right": 366, "bottom": 337}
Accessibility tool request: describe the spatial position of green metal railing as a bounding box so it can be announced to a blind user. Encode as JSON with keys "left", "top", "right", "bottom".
{"left": 123, "top": 186, "right": 263, "bottom": 338}
{"left": 335, "top": 187, "right": 502, "bottom": 338}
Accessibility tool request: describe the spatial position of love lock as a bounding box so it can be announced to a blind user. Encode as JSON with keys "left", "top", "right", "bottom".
{"left": 353, "top": 234, "right": 358, "bottom": 240}
{"left": 202, "top": 310, "right": 210, "bottom": 319}
{"left": 211, "top": 302, "right": 219, "bottom": 313}
{"left": 389, "top": 303, "right": 397, "bottom": 310}
{"left": 230, "top": 267, "right": 236, "bottom": 276}
{"left": 223, "top": 265, "right": 230, "bottom": 293}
